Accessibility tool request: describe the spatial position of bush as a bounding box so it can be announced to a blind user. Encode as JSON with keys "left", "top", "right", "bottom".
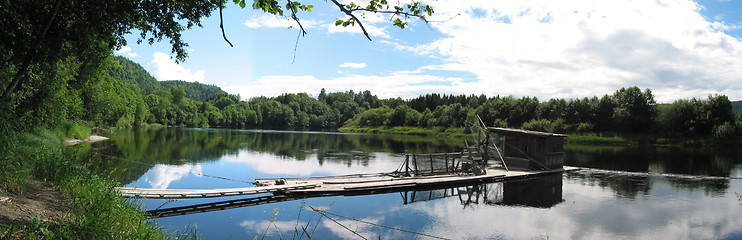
{"left": 713, "top": 122, "right": 736, "bottom": 141}
{"left": 575, "top": 122, "right": 594, "bottom": 133}
{"left": 522, "top": 118, "right": 567, "bottom": 133}
{"left": 522, "top": 119, "right": 552, "bottom": 132}
{"left": 54, "top": 121, "right": 92, "bottom": 139}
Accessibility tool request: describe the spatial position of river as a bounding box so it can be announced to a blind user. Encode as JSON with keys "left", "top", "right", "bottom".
{"left": 77, "top": 127, "right": 742, "bottom": 239}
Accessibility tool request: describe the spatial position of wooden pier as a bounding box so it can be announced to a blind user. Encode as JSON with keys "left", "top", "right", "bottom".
{"left": 116, "top": 167, "right": 580, "bottom": 199}
{"left": 117, "top": 183, "right": 318, "bottom": 199}
{"left": 117, "top": 126, "right": 577, "bottom": 199}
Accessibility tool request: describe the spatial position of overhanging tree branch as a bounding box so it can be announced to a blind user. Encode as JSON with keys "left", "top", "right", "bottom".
{"left": 329, "top": 0, "right": 372, "bottom": 41}
{"left": 219, "top": 4, "right": 233, "bottom": 47}
{"left": 286, "top": 1, "right": 308, "bottom": 37}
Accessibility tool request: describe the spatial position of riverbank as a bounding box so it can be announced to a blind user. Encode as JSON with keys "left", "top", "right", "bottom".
{"left": 338, "top": 126, "right": 471, "bottom": 138}
{"left": 0, "top": 123, "right": 183, "bottom": 239}
{"left": 338, "top": 126, "right": 739, "bottom": 146}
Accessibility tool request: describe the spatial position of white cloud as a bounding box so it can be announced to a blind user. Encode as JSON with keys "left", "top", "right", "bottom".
{"left": 149, "top": 52, "right": 206, "bottom": 83}
{"left": 113, "top": 46, "right": 139, "bottom": 58}
{"left": 243, "top": 14, "right": 320, "bottom": 29}
{"left": 143, "top": 163, "right": 202, "bottom": 189}
{"left": 322, "top": 216, "right": 385, "bottom": 239}
{"left": 378, "top": 0, "right": 742, "bottom": 102}
{"left": 327, "top": 22, "right": 389, "bottom": 39}
{"left": 240, "top": 220, "right": 310, "bottom": 236}
{"left": 221, "top": 150, "right": 399, "bottom": 176}
{"left": 223, "top": 69, "right": 467, "bottom": 100}
{"left": 339, "top": 62, "right": 367, "bottom": 69}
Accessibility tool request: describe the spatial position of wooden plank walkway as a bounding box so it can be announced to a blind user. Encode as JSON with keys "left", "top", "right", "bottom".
{"left": 146, "top": 195, "right": 298, "bottom": 218}
{"left": 256, "top": 166, "right": 579, "bottom": 194}
{"left": 116, "top": 183, "right": 318, "bottom": 199}
{"left": 117, "top": 166, "right": 582, "bottom": 199}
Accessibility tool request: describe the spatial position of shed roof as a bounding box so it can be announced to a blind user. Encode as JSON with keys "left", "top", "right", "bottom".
{"left": 487, "top": 127, "right": 568, "bottom": 137}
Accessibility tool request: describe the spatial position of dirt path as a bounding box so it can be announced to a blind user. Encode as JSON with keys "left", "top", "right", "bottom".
{"left": 0, "top": 180, "right": 71, "bottom": 228}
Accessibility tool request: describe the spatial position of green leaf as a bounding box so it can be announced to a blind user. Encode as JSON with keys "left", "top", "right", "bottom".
{"left": 335, "top": 20, "right": 344, "bottom": 26}
{"left": 393, "top": 18, "right": 405, "bottom": 29}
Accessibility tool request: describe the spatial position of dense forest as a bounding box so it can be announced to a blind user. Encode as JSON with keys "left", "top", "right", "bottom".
{"left": 3, "top": 55, "right": 741, "bottom": 140}
{"left": 0, "top": 1, "right": 441, "bottom": 238}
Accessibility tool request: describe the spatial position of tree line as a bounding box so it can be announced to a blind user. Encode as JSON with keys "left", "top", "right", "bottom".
{"left": 103, "top": 56, "right": 742, "bottom": 140}
{"left": 3, "top": 55, "right": 740, "bottom": 140}
{"left": 347, "top": 87, "right": 740, "bottom": 139}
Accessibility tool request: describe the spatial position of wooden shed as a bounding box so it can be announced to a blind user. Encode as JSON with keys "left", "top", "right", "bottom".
{"left": 487, "top": 127, "right": 567, "bottom": 170}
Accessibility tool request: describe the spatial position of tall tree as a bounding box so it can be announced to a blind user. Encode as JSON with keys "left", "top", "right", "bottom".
{"left": 1, "top": 0, "right": 433, "bottom": 98}
{"left": 1, "top": 0, "right": 435, "bottom": 129}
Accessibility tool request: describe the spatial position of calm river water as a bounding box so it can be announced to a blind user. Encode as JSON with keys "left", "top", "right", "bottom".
{"left": 82, "top": 128, "right": 742, "bottom": 239}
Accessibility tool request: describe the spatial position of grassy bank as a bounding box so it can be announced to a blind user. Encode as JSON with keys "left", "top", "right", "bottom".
{"left": 338, "top": 126, "right": 472, "bottom": 138}
{"left": 0, "top": 123, "right": 185, "bottom": 239}
{"left": 340, "top": 126, "right": 740, "bottom": 146}
{"left": 339, "top": 126, "right": 628, "bottom": 144}
{"left": 565, "top": 133, "right": 629, "bottom": 145}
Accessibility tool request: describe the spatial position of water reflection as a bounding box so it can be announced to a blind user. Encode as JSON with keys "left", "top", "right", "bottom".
{"left": 565, "top": 144, "right": 742, "bottom": 177}
{"left": 567, "top": 170, "right": 730, "bottom": 199}
{"left": 86, "top": 128, "right": 742, "bottom": 188}
{"left": 148, "top": 174, "right": 565, "bottom": 219}
{"left": 409, "top": 178, "right": 742, "bottom": 240}
{"left": 90, "top": 128, "right": 463, "bottom": 185}
{"left": 143, "top": 164, "right": 203, "bottom": 189}
{"left": 403, "top": 174, "right": 564, "bottom": 208}
{"left": 80, "top": 128, "right": 742, "bottom": 239}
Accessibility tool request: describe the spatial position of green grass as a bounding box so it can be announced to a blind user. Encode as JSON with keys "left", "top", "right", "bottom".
{"left": 339, "top": 126, "right": 472, "bottom": 139}
{"left": 53, "top": 121, "right": 92, "bottom": 140}
{"left": 565, "top": 133, "right": 628, "bottom": 145}
{"left": 340, "top": 126, "right": 741, "bottom": 147}
{"left": 0, "top": 128, "right": 186, "bottom": 239}
{"left": 141, "top": 123, "right": 167, "bottom": 128}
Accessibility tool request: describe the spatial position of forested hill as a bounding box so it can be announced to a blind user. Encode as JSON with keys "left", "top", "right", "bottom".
{"left": 733, "top": 100, "right": 742, "bottom": 113}
{"left": 109, "top": 56, "right": 162, "bottom": 94}
{"left": 109, "top": 56, "right": 225, "bottom": 101}
{"left": 160, "top": 80, "right": 224, "bottom": 101}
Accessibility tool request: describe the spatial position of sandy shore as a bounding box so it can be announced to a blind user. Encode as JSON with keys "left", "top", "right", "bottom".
{"left": 63, "top": 135, "right": 109, "bottom": 146}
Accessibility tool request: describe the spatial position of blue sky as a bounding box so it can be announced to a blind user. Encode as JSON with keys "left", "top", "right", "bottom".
{"left": 115, "top": 0, "right": 742, "bottom": 103}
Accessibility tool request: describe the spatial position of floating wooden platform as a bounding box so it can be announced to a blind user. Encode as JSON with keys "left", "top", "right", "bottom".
{"left": 117, "top": 166, "right": 581, "bottom": 199}
{"left": 117, "top": 183, "right": 318, "bottom": 199}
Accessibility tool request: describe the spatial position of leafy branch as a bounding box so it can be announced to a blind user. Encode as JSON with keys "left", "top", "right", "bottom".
{"left": 331, "top": 0, "right": 434, "bottom": 40}
{"left": 233, "top": 0, "right": 434, "bottom": 41}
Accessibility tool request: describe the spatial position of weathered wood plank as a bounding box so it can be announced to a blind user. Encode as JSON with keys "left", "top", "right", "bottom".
{"left": 116, "top": 183, "right": 318, "bottom": 199}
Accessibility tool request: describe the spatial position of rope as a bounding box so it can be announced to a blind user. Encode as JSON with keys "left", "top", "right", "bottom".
{"left": 310, "top": 207, "right": 368, "bottom": 240}
{"left": 310, "top": 207, "right": 451, "bottom": 240}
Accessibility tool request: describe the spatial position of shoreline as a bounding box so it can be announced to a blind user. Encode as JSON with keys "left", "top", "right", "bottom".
{"left": 62, "top": 135, "right": 109, "bottom": 146}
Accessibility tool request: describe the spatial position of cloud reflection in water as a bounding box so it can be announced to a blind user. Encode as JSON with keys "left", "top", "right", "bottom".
{"left": 143, "top": 163, "right": 203, "bottom": 189}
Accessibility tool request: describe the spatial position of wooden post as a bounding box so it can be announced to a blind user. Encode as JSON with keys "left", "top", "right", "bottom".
{"left": 405, "top": 155, "right": 410, "bottom": 176}
{"left": 430, "top": 154, "right": 434, "bottom": 173}
{"left": 444, "top": 153, "right": 449, "bottom": 173}
{"left": 413, "top": 154, "right": 419, "bottom": 176}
